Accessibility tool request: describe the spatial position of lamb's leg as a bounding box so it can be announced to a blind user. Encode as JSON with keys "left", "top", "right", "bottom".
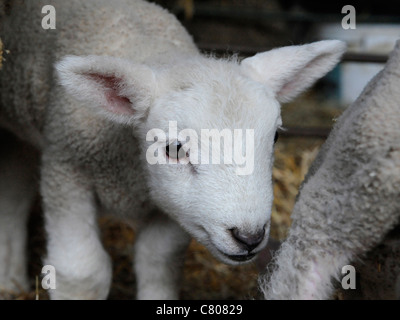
{"left": 134, "top": 212, "right": 190, "bottom": 299}
{"left": 41, "top": 159, "right": 112, "bottom": 300}
{"left": 0, "top": 131, "right": 38, "bottom": 293}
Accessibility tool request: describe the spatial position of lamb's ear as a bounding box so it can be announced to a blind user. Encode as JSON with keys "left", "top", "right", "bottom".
{"left": 240, "top": 40, "right": 346, "bottom": 103}
{"left": 56, "top": 55, "right": 156, "bottom": 123}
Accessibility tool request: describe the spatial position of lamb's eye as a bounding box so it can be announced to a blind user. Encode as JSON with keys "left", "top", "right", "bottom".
{"left": 274, "top": 131, "right": 279, "bottom": 144}
{"left": 166, "top": 141, "right": 186, "bottom": 160}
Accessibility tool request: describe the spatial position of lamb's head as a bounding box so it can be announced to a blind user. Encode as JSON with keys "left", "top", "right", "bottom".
{"left": 56, "top": 40, "right": 346, "bottom": 265}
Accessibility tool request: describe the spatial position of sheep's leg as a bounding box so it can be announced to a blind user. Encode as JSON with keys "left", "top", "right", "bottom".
{"left": 134, "top": 212, "right": 190, "bottom": 299}
{"left": 41, "top": 159, "right": 112, "bottom": 300}
{"left": 0, "top": 131, "right": 38, "bottom": 293}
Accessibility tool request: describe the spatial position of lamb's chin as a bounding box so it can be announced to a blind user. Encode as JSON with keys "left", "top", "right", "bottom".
{"left": 213, "top": 248, "right": 258, "bottom": 265}
{"left": 204, "top": 242, "right": 258, "bottom": 266}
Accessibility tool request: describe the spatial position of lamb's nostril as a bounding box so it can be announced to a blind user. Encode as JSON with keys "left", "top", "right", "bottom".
{"left": 230, "top": 227, "right": 265, "bottom": 252}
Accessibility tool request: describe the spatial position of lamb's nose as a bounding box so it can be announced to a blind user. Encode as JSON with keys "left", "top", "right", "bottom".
{"left": 230, "top": 227, "right": 265, "bottom": 252}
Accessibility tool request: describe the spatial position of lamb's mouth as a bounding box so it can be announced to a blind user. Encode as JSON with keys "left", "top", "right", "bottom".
{"left": 219, "top": 251, "right": 257, "bottom": 262}
{"left": 198, "top": 227, "right": 258, "bottom": 263}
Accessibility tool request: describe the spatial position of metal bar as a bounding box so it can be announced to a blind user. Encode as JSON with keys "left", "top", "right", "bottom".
{"left": 342, "top": 52, "right": 388, "bottom": 63}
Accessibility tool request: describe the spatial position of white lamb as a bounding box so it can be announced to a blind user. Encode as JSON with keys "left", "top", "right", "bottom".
{"left": 0, "top": 0, "right": 345, "bottom": 299}
{"left": 260, "top": 40, "right": 400, "bottom": 300}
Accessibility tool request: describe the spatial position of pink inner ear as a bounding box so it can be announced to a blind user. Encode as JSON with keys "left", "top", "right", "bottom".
{"left": 87, "top": 74, "right": 134, "bottom": 115}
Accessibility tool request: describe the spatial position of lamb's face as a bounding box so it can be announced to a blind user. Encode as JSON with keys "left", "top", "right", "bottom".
{"left": 142, "top": 61, "right": 281, "bottom": 264}
{"left": 56, "top": 40, "right": 345, "bottom": 265}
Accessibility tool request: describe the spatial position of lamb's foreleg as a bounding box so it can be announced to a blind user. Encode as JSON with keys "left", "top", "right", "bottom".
{"left": 0, "top": 132, "right": 38, "bottom": 293}
{"left": 134, "top": 213, "right": 190, "bottom": 299}
{"left": 41, "top": 159, "right": 112, "bottom": 300}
